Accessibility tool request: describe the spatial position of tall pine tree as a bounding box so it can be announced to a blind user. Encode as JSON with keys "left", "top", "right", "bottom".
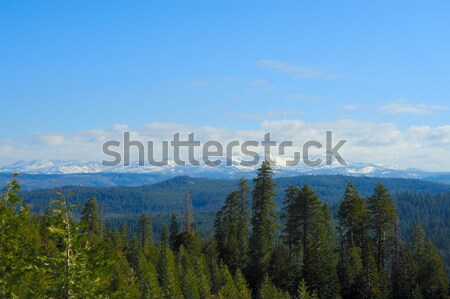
{"left": 247, "top": 161, "right": 278, "bottom": 292}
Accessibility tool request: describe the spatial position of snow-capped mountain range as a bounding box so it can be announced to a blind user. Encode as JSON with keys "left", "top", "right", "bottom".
{"left": 0, "top": 159, "right": 437, "bottom": 179}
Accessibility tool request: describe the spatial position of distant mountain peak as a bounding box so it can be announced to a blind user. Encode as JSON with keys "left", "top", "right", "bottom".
{"left": 0, "top": 159, "right": 434, "bottom": 179}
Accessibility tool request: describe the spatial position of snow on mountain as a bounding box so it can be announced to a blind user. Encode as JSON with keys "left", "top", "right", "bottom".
{"left": 0, "top": 159, "right": 434, "bottom": 179}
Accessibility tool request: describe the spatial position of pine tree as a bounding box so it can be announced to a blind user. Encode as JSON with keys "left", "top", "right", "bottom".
{"left": 46, "top": 191, "right": 108, "bottom": 298}
{"left": 217, "top": 264, "right": 239, "bottom": 299}
{"left": 169, "top": 214, "right": 179, "bottom": 251}
{"left": 337, "top": 182, "right": 369, "bottom": 249}
{"left": 217, "top": 190, "right": 241, "bottom": 271}
{"left": 281, "top": 185, "right": 300, "bottom": 249}
{"left": 259, "top": 275, "right": 290, "bottom": 299}
{"left": 302, "top": 204, "right": 340, "bottom": 299}
{"left": 338, "top": 245, "right": 364, "bottom": 298}
{"left": 296, "top": 184, "right": 322, "bottom": 264}
{"left": 368, "top": 183, "right": 397, "bottom": 271}
{"left": 297, "top": 279, "right": 319, "bottom": 299}
{"left": 247, "top": 161, "right": 278, "bottom": 291}
{"left": 236, "top": 178, "right": 250, "bottom": 270}
{"left": 283, "top": 184, "right": 340, "bottom": 298}
{"left": 160, "top": 224, "right": 169, "bottom": 246}
{"left": 214, "top": 178, "right": 251, "bottom": 273}
{"left": 268, "top": 243, "right": 300, "bottom": 294}
{"left": 234, "top": 268, "right": 252, "bottom": 299}
{"left": 0, "top": 175, "right": 45, "bottom": 298}
{"left": 178, "top": 246, "right": 201, "bottom": 299}
{"left": 108, "top": 238, "right": 141, "bottom": 298}
{"left": 390, "top": 240, "right": 415, "bottom": 299}
{"left": 137, "top": 251, "right": 163, "bottom": 298}
{"left": 138, "top": 213, "right": 153, "bottom": 249}
{"left": 410, "top": 222, "right": 449, "bottom": 298}
{"left": 337, "top": 182, "right": 370, "bottom": 298}
{"left": 81, "top": 197, "right": 101, "bottom": 236}
{"left": 195, "top": 254, "right": 212, "bottom": 299}
{"left": 156, "top": 243, "right": 182, "bottom": 299}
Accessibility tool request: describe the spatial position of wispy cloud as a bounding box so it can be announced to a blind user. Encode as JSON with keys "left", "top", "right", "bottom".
{"left": 379, "top": 100, "right": 448, "bottom": 115}
{"left": 245, "top": 79, "right": 277, "bottom": 92}
{"left": 258, "top": 60, "right": 343, "bottom": 80}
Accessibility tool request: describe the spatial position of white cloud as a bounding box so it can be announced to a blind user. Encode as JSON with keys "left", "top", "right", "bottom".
{"left": 1, "top": 119, "right": 450, "bottom": 171}
{"left": 379, "top": 100, "right": 448, "bottom": 115}
{"left": 258, "top": 60, "right": 343, "bottom": 80}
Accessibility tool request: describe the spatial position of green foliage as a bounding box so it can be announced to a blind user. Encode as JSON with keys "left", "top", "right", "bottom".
{"left": 337, "top": 182, "right": 369, "bottom": 249}
{"left": 217, "top": 264, "right": 239, "bottom": 299}
{"left": 81, "top": 197, "right": 101, "bottom": 236}
{"left": 368, "top": 183, "right": 397, "bottom": 270}
{"left": 156, "top": 244, "right": 182, "bottom": 299}
{"left": 169, "top": 213, "right": 179, "bottom": 250}
{"left": 297, "top": 279, "right": 319, "bottom": 299}
{"left": 410, "top": 222, "right": 449, "bottom": 298}
{"left": 214, "top": 178, "right": 250, "bottom": 273}
{"left": 234, "top": 268, "right": 251, "bottom": 299}
{"left": 248, "top": 161, "right": 278, "bottom": 291}
{"left": 0, "top": 173, "right": 449, "bottom": 298}
{"left": 138, "top": 213, "right": 153, "bottom": 249}
{"left": 259, "top": 275, "right": 290, "bottom": 299}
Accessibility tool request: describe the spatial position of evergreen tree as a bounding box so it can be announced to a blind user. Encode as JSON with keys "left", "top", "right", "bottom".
{"left": 337, "top": 182, "right": 370, "bottom": 298}
{"left": 46, "top": 191, "right": 109, "bottom": 298}
{"left": 410, "top": 222, "right": 448, "bottom": 298}
{"left": 169, "top": 214, "right": 179, "bottom": 251}
{"left": 337, "top": 182, "right": 369, "bottom": 249}
{"left": 108, "top": 238, "right": 141, "bottom": 298}
{"left": 160, "top": 224, "right": 169, "bottom": 245}
{"left": 214, "top": 178, "right": 251, "bottom": 273}
{"left": 217, "top": 264, "right": 239, "bottom": 299}
{"left": 195, "top": 254, "right": 212, "bottom": 299}
{"left": 302, "top": 204, "right": 340, "bottom": 299}
{"left": 247, "top": 161, "right": 278, "bottom": 291}
{"left": 297, "top": 279, "right": 319, "bottom": 299}
{"left": 216, "top": 190, "right": 241, "bottom": 271}
{"left": 236, "top": 178, "right": 250, "bottom": 270}
{"left": 0, "top": 174, "right": 449, "bottom": 299}
{"left": 178, "top": 245, "right": 201, "bottom": 299}
{"left": 296, "top": 184, "right": 322, "bottom": 264}
{"left": 80, "top": 197, "right": 101, "bottom": 236}
{"left": 156, "top": 243, "right": 182, "bottom": 299}
{"left": 281, "top": 185, "right": 300, "bottom": 249}
{"left": 137, "top": 251, "right": 163, "bottom": 299}
{"left": 138, "top": 213, "right": 153, "bottom": 249}
{"left": 0, "top": 175, "right": 44, "bottom": 298}
{"left": 269, "top": 243, "right": 300, "bottom": 294}
{"left": 234, "top": 268, "right": 252, "bottom": 299}
{"left": 259, "top": 275, "right": 290, "bottom": 299}
{"left": 368, "top": 183, "right": 397, "bottom": 271}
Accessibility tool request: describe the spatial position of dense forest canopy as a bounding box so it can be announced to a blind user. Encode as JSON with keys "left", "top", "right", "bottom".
{"left": 18, "top": 174, "right": 450, "bottom": 271}
{"left": 1, "top": 167, "right": 449, "bottom": 298}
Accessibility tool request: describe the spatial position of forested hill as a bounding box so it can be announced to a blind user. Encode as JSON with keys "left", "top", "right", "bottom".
{"left": 20, "top": 175, "right": 450, "bottom": 216}
{"left": 18, "top": 175, "right": 450, "bottom": 271}
{"left": 2, "top": 168, "right": 449, "bottom": 298}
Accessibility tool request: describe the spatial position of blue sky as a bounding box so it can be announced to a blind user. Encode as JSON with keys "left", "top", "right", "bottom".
{"left": 0, "top": 1, "right": 449, "bottom": 170}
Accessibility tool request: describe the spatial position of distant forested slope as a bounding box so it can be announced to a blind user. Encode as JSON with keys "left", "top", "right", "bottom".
{"left": 18, "top": 175, "right": 450, "bottom": 269}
